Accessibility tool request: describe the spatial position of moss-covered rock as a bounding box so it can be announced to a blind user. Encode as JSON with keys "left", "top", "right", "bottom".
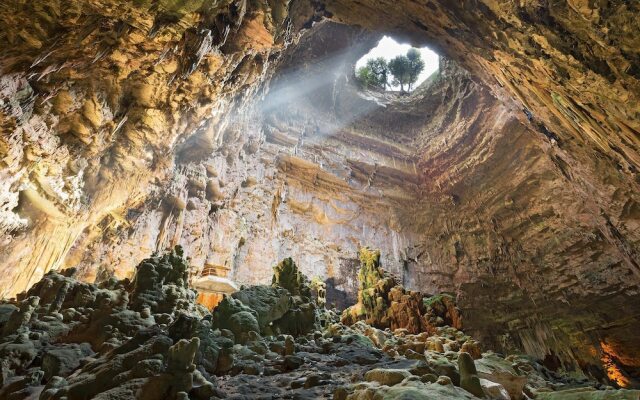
{"left": 211, "top": 296, "right": 260, "bottom": 344}
{"left": 231, "top": 285, "right": 291, "bottom": 331}
{"left": 212, "top": 257, "right": 319, "bottom": 338}
{"left": 272, "top": 257, "right": 311, "bottom": 298}
{"left": 342, "top": 248, "right": 428, "bottom": 333}
{"left": 423, "top": 293, "right": 462, "bottom": 331}
{"left": 130, "top": 246, "right": 199, "bottom": 315}
{"left": 341, "top": 248, "right": 464, "bottom": 335}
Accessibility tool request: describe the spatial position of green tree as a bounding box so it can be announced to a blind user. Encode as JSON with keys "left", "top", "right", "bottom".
{"left": 356, "top": 65, "right": 376, "bottom": 88}
{"left": 366, "top": 57, "right": 390, "bottom": 89}
{"left": 388, "top": 55, "right": 410, "bottom": 92}
{"left": 358, "top": 49, "right": 425, "bottom": 92}
{"left": 406, "top": 48, "right": 425, "bottom": 91}
{"left": 356, "top": 58, "right": 389, "bottom": 89}
{"left": 389, "top": 48, "right": 425, "bottom": 92}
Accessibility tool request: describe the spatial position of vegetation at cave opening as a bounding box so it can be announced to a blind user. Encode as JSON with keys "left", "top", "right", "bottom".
{"left": 356, "top": 48, "right": 425, "bottom": 92}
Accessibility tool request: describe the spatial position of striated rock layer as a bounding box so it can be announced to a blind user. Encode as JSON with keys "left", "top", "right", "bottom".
{"left": 1, "top": 0, "right": 639, "bottom": 387}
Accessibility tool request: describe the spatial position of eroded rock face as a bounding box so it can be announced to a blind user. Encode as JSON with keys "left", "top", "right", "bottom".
{"left": 0, "top": 0, "right": 289, "bottom": 295}
{"left": 341, "top": 247, "right": 460, "bottom": 335}
{"left": 1, "top": 0, "right": 640, "bottom": 387}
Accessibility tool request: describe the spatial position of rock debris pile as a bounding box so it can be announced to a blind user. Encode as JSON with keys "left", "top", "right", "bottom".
{"left": 1, "top": 247, "right": 638, "bottom": 399}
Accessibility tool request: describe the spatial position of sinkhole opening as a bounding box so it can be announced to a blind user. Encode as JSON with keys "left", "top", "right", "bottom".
{"left": 355, "top": 36, "right": 439, "bottom": 93}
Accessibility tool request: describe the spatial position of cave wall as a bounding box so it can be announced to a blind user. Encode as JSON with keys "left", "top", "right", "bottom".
{"left": 0, "top": 0, "right": 287, "bottom": 296}
{"left": 1, "top": 0, "right": 639, "bottom": 386}
{"left": 62, "top": 23, "right": 424, "bottom": 311}
{"left": 340, "top": 1, "right": 640, "bottom": 381}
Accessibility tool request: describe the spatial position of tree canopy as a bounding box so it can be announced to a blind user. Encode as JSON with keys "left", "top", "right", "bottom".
{"left": 356, "top": 48, "right": 427, "bottom": 92}
{"left": 406, "top": 48, "right": 426, "bottom": 91}
{"left": 388, "top": 55, "right": 410, "bottom": 92}
{"left": 356, "top": 57, "right": 389, "bottom": 89}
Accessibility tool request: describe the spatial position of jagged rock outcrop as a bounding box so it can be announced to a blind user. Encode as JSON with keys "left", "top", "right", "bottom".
{"left": 0, "top": 247, "right": 216, "bottom": 399}
{"left": 272, "top": 257, "right": 311, "bottom": 298}
{"left": 2, "top": 248, "right": 638, "bottom": 399}
{"left": 212, "top": 257, "right": 318, "bottom": 341}
{"left": 342, "top": 247, "right": 461, "bottom": 335}
{"left": 1, "top": 0, "right": 639, "bottom": 388}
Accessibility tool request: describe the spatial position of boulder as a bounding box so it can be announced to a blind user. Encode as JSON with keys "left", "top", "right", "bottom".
{"left": 231, "top": 285, "right": 291, "bottom": 330}
{"left": 42, "top": 343, "right": 94, "bottom": 380}
{"left": 426, "top": 353, "right": 460, "bottom": 385}
{"left": 348, "top": 379, "right": 478, "bottom": 399}
{"left": 228, "top": 311, "right": 260, "bottom": 344}
{"left": 0, "top": 304, "right": 19, "bottom": 327}
{"left": 459, "top": 352, "right": 485, "bottom": 398}
{"left": 284, "top": 355, "right": 304, "bottom": 370}
{"left": 476, "top": 353, "right": 528, "bottom": 400}
{"left": 364, "top": 368, "right": 411, "bottom": 386}
{"left": 211, "top": 296, "right": 260, "bottom": 344}
{"left": 480, "top": 378, "right": 510, "bottom": 400}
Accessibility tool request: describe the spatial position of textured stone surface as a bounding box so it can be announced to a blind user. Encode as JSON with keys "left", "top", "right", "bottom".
{"left": 459, "top": 351, "right": 485, "bottom": 398}
{"left": 341, "top": 247, "right": 460, "bottom": 334}
{"left": 0, "top": 0, "right": 639, "bottom": 387}
{"left": 1, "top": 249, "right": 635, "bottom": 399}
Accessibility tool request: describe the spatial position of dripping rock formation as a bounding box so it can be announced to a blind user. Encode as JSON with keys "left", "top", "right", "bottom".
{"left": 1, "top": 0, "right": 640, "bottom": 395}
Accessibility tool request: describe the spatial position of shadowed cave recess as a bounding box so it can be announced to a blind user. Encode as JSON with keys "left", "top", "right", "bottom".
{"left": 1, "top": 0, "right": 640, "bottom": 399}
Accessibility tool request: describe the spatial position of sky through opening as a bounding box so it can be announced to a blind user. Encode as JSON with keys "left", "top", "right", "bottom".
{"left": 356, "top": 36, "right": 439, "bottom": 91}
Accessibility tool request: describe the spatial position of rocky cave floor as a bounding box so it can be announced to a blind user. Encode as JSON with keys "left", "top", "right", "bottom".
{"left": 1, "top": 247, "right": 639, "bottom": 400}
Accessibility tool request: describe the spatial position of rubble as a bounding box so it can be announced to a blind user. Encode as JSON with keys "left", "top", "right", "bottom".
{"left": 2, "top": 248, "right": 638, "bottom": 399}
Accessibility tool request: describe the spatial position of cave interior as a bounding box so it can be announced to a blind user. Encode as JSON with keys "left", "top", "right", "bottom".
{"left": 1, "top": 0, "right": 640, "bottom": 399}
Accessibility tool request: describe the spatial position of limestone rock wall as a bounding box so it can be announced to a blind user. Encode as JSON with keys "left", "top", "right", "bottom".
{"left": 62, "top": 23, "right": 423, "bottom": 311}
{"left": 0, "top": 0, "right": 288, "bottom": 296}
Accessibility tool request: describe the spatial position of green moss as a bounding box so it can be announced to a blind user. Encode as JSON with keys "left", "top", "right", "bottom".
{"left": 212, "top": 258, "right": 319, "bottom": 338}
{"left": 341, "top": 248, "right": 399, "bottom": 329}
{"left": 551, "top": 91, "right": 564, "bottom": 106}
{"left": 422, "top": 294, "right": 454, "bottom": 308}
{"left": 272, "top": 258, "right": 311, "bottom": 298}
{"left": 357, "top": 248, "right": 384, "bottom": 291}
